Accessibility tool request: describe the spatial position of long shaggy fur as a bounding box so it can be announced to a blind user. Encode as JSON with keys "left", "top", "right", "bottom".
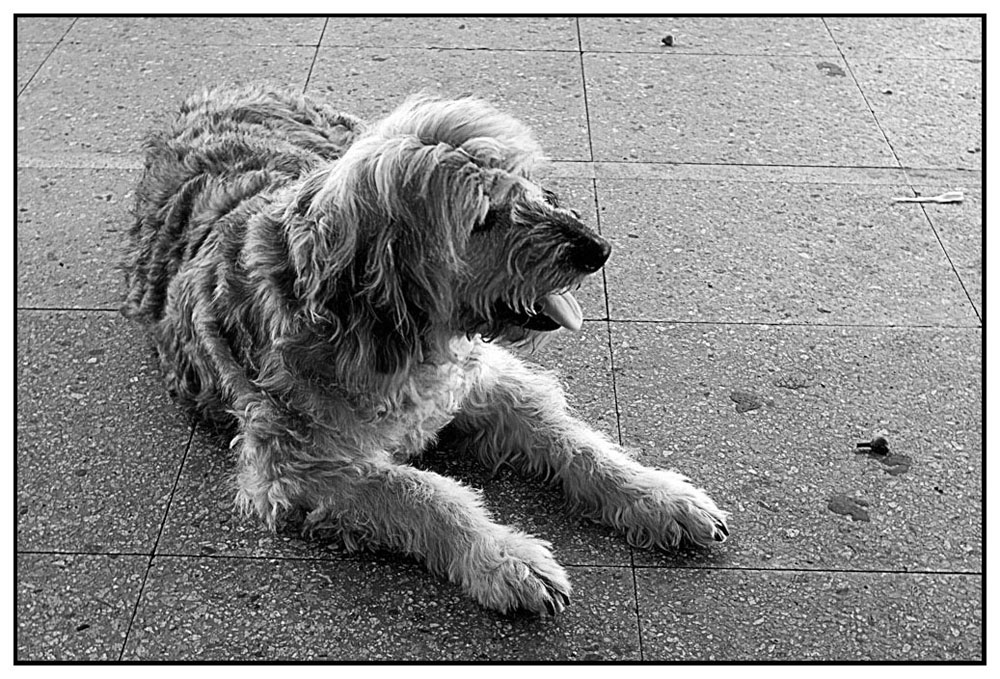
{"left": 123, "top": 85, "right": 728, "bottom": 615}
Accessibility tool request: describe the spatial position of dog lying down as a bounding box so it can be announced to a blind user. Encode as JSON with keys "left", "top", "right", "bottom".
{"left": 122, "top": 86, "right": 728, "bottom": 615}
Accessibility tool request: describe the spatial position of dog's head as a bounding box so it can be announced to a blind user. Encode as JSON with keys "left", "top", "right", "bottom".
{"left": 291, "top": 94, "right": 610, "bottom": 375}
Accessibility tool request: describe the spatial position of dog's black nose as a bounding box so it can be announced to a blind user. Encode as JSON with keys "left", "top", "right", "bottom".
{"left": 573, "top": 236, "right": 612, "bottom": 273}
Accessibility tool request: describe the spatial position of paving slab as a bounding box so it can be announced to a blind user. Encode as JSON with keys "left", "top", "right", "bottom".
{"left": 16, "top": 16, "right": 74, "bottom": 43}
{"left": 636, "top": 568, "right": 981, "bottom": 661}
{"left": 825, "top": 16, "right": 982, "bottom": 60}
{"left": 323, "top": 16, "right": 579, "bottom": 50}
{"left": 584, "top": 52, "right": 896, "bottom": 166}
{"left": 596, "top": 176, "right": 979, "bottom": 326}
{"left": 17, "top": 42, "right": 315, "bottom": 155}
{"left": 17, "top": 311, "right": 191, "bottom": 553}
{"left": 17, "top": 553, "right": 148, "bottom": 661}
{"left": 912, "top": 183, "right": 981, "bottom": 316}
{"left": 580, "top": 17, "right": 838, "bottom": 55}
{"left": 17, "top": 168, "right": 137, "bottom": 309}
{"left": 309, "top": 48, "right": 589, "bottom": 161}
{"left": 849, "top": 58, "right": 981, "bottom": 170}
{"left": 64, "top": 16, "right": 326, "bottom": 45}
{"left": 611, "top": 322, "right": 981, "bottom": 573}
{"left": 125, "top": 557, "right": 639, "bottom": 661}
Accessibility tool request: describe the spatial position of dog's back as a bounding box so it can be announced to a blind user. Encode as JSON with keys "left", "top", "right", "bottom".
{"left": 122, "top": 86, "right": 363, "bottom": 325}
{"left": 121, "top": 86, "right": 363, "bottom": 421}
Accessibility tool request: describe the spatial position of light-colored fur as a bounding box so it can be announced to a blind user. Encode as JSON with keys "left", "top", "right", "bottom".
{"left": 123, "top": 86, "right": 728, "bottom": 615}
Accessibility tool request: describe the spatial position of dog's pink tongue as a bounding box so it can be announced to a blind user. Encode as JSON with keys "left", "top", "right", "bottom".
{"left": 540, "top": 291, "right": 583, "bottom": 332}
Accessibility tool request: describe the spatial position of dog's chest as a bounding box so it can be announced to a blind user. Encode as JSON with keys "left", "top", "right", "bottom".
{"left": 383, "top": 340, "right": 481, "bottom": 457}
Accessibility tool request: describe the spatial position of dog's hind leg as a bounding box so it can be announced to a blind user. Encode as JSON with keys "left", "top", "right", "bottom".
{"left": 235, "top": 430, "right": 571, "bottom": 615}
{"left": 452, "top": 344, "right": 729, "bottom": 549}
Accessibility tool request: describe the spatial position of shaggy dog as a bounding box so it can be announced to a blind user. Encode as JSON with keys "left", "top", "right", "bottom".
{"left": 122, "top": 86, "right": 728, "bottom": 615}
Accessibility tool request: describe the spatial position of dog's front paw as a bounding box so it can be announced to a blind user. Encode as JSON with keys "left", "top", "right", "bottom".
{"left": 617, "top": 468, "right": 729, "bottom": 550}
{"left": 462, "top": 530, "right": 572, "bottom": 616}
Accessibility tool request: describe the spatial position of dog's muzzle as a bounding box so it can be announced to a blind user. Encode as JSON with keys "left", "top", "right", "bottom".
{"left": 531, "top": 234, "right": 612, "bottom": 332}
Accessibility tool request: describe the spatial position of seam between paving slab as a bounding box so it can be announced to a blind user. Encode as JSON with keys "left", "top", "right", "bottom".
{"left": 16, "top": 155, "right": 982, "bottom": 182}
{"left": 820, "top": 18, "right": 906, "bottom": 173}
{"left": 301, "top": 17, "right": 329, "bottom": 95}
{"left": 16, "top": 547, "right": 983, "bottom": 577}
{"left": 583, "top": 119, "right": 645, "bottom": 652}
{"left": 914, "top": 201, "right": 983, "bottom": 325}
{"left": 16, "top": 17, "right": 76, "bottom": 99}
{"left": 576, "top": 18, "right": 596, "bottom": 164}
{"left": 14, "top": 308, "right": 983, "bottom": 331}
{"left": 118, "top": 426, "right": 195, "bottom": 661}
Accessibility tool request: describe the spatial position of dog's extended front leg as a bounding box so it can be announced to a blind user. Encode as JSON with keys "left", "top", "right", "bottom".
{"left": 453, "top": 344, "right": 728, "bottom": 549}
{"left": 235, "top": 431, "right": 571, "bottom": 615}
{"left": 311, "top": 462, "right": 573, "bottom": 615}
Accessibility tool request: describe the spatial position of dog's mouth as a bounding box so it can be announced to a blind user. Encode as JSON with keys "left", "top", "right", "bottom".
{"left": 496, "top": 289, "right": 584, "bottom": 333}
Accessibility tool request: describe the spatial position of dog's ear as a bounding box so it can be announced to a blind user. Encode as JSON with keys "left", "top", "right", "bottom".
{"left": 336, "top": 134, "right": 498, "bottom": 319}
{"left": 285, "top": 136, "right": 496, "bottom": 378}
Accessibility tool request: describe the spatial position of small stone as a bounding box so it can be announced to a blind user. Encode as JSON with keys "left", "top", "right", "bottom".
{"left": 869, "top": 436, "right": 889, "bottom": 455}
{"left": 661, "top": 35, "right": 673, "bottom": 46}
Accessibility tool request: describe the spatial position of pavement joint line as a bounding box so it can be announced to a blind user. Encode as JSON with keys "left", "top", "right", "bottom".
{"left": 301, "top": 18, "right": 329, "bottom": 95}
{"left": 16, "top": 18, "right": 76, "bottom": 99}
{"left": 16, "top": 548, "right": 158, "bottom": 558}
{"left": 576, "top": 18, "right": 596, "bottom": 164}
{"left": 607, "top": 319, "right": 982, "bottom": 330}
{"left": 15, "top": 548, "right": 982, "bottom": 578}
{"left": 589, "top": 156, "right": 644, "bottom": 656}
{"left": 15, "top": 154, "right": 980, "bottom": 183}
{"left": 629, "top": 543, "right": 645, "bottom": 660}
{"left": 630, "top": 563, "right": 983, "bottom": 577}
{"left": 914, "top": 201, "right": 983, "bottom": 325}
{"left": 17, "top": 307, "right": 122, "bottom": 313}
{"left": 27, "top": 38, "right": 977, "bottom": 60}
{"left": 583, "top": 49, "right": 982, "bottom": 61}
{"left": 821, "top": 17, "right": 905, "bottom": 172}
{"left": 118, "top": 425, "right": 196, "bottom": 661}
{"left": 77, "top": 550, "right": 637, "bottom": 571}
{"left": 14, "top": 307, "right": 981, "bottom": 331}
{"left": 51, "top": 40, "right": 325, "bottom": 47}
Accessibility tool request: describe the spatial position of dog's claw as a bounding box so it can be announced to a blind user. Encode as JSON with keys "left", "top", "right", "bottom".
{"left": 545, "top": 586, "right": 570, "bottom": 615}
